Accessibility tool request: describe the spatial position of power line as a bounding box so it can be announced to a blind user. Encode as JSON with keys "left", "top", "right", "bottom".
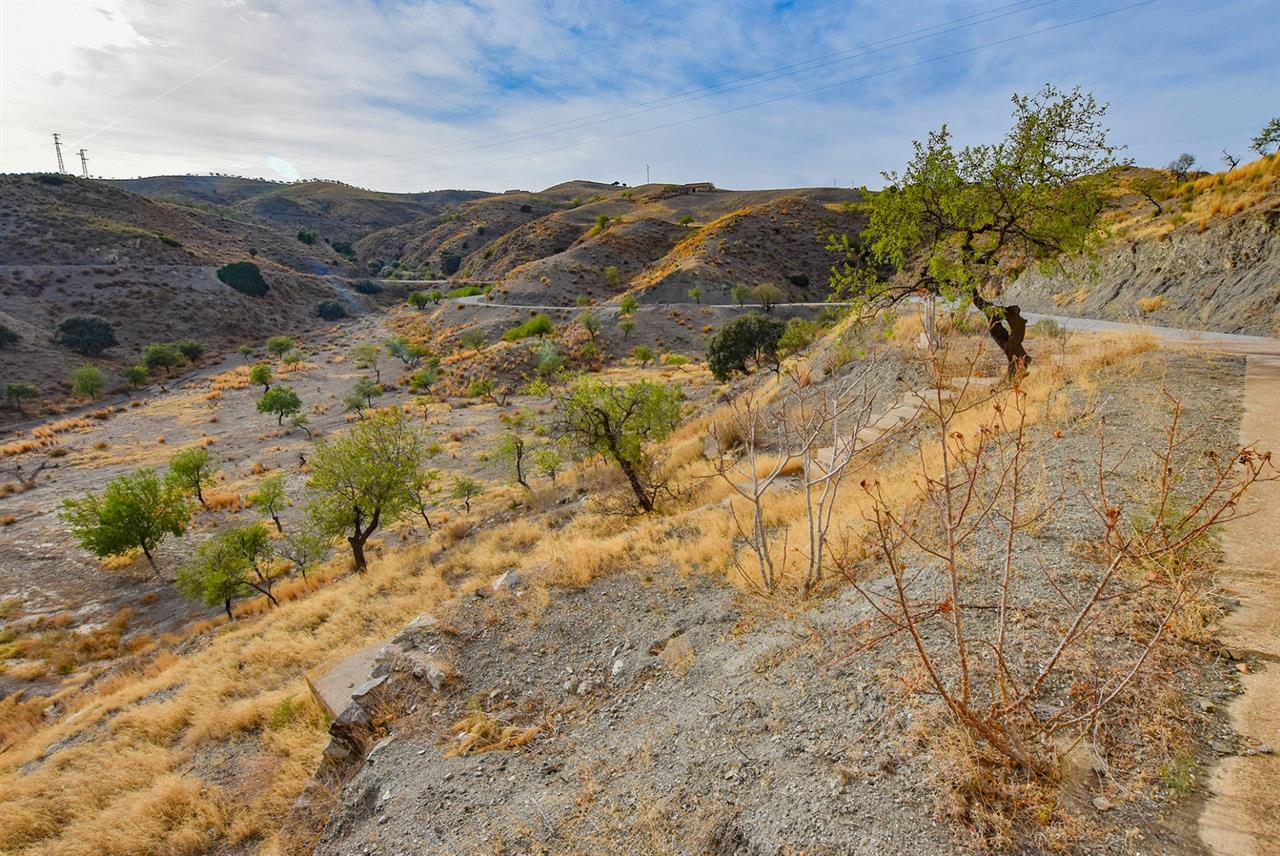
{"left": 78, "top": 148, "right": 89, "bottom": 179}
{"left": 52, "top": 133, "right": 65, "bottom": 174}
{"left": 350, "top": 0, "right": 1157, "bottom": 186}
{"left": 298, "top": 0, "right": 1062, "bottom": 174}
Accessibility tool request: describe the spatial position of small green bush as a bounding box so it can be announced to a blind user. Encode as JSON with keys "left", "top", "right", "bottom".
{"left": 502, "top": 314, "right": 554, "bottom": 342}
{"left": 353, "top": 279, "right": 383, "bottom": 295}
{"left": 297, "top": 229, "right": 318, "bottom": 245}
{"left": 55, "top": 316, "right": 118, "bottom": 356}
{"left": 176, "top": 339, "right": 205, "bottom": 362}
{"left": 316, "top": 300, "right": 346, "bottom": 320}
{"left": 446, "top": 285, "right": 484, "bottom": 298}
{"left": 216, "top": 262, "right": 269, "bottom": 297}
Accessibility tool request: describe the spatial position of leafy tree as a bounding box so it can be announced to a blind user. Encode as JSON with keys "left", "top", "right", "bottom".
{"left": 169, "top": 447, "right": 219, "bottom": 507}
{"left": 730, "top": 284, "right": 750, "bottom": 307}
{"left": 1251, "top": 117, "right": 1279, "bottom": 156}
{"left": 554, "top": 378, "right": 683, "bottom": 512}
{"left": 237, "top": 344, "right": 255, "bottom": 361}
{"left": 777, "top": 317, "right": 818, "bottom": 357}
{"left": 70, "top": 364, "right": 105, "bottom": 399}
{"left": 619, "top": 295, "right": 638, "bottom": 316}
{"left": 575, "top": 310, "right": 600, "bottom": 342}
{"left": 678, "top": 214, "right": 694, "bottom": 226}
{"left": 249, "top": 363, "right": 273, "bottom": 392}
{"left": 534, "top": 341, "right": 564, "bottom": 378}
{"left": 427, "top": 289, "right": 444, "bottom": 304}
{"left": 351, "top": 342, "right": 382, "bottom": 382}
{"left": 123, "top": 364, "right": 148, "bottom": 389}
{"left": 176, "top": 523, "right": 279, "bottom": 619}
{"left": 344, "top": 377, "right": 382, "bottom": 415}
{"left": 386, "top": 334, "right": 428, "bottom": 368}
{"left": 258, "top": 385, "right": 302, "bottom": 425}
{"left": 409, "top": 365, "right": 438, "bottom": 392}
{"left": 618, "top": 317, "right": 635, "bottom": 340}
{"left": 176, "top": 339, "right": 205, "bottom": 362}
{"left": 55, "top": 316, "right": 117, "bottom": 356}
{"left": 407, "top": 290, "right": 430, "bottom": 310}
{"left": 751, "top": 283, "right": 785, "bottom": 312}
{"left": 1131, "top": 173, "right": 1169, "bottom": 217}
{"left": 707, "top": 312, "right": 786, "bottom": 381}
{"left": 468, "top": 376, "right": 508, "bottom": 406}
{"left": 266, "top": 336, "right": 294, "bottom": 359}
{"left": 532, "top": 445, "right": 565, "bottom": 485}
{"left": 216, "top": 261, "right": 269, "bottom": 296}
{"left": 1167, "top": 152, "right": 1196, "bottom": 183}
{"left": 460, "top": 329, "right": 487, "bottom": 351}
{"left": 632, "top": 345, "right": 655, "bottom": 367}
{"left": 502, "top": 314, "right": 554, "bottom": 342}
{"left": 296, "top": 228, "right": 317, "bottom": 245}
{"left": 277, "top": 530, "right": 327, "bottom": 581}
{"left": 317, "top": 300, "right": 346, "bottom": 320}
{"left": 306, "top": 410, "right": 431, "bottom": 571}
{"left": 59, "top": 469, "right": 192, "bottom": 570}
{"left": 494, "top": 412, "right": 533, "bottom": 490}
{"left": 688, "top": 286, "right": 702, "bottom": 304}
{"left": 5, "top": 382, "right": 38, "bottom": 414}
{"left": 250, "top": 473, "right": 288, "bottom": 533}
{"left": 450, "top": 475, "right": 483, "bottom": 512}
{"left": 282, "top": 349, "right": 305, "bottom": 367}
{"left": 143, "top": 342, "right": 183, "bottom": 374}
{"left": 830, "top": 85, "right": 1120, "bottom": 373}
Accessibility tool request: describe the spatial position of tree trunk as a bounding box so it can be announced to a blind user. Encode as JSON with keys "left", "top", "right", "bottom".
{"left": 271, "top": 513, "right": 283, "bottom": 534}
{"left": 349, "top": 532, "right": 368, "bottom": 572}
{"left": 225, "top": 598, "right": 234, "bottom": 620}
{"left": 972, "top": 295, "right": 1032, "bottom": 375}
{"left": 619, "top": 460, "right": 654, "bottom": 512}
{"left": 140, "top": 542, "right": 157, "bottom": 570}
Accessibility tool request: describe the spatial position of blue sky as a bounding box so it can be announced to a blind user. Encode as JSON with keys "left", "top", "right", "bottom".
{"left": 1, "top": 0, "right": 1276, "bottom": 192}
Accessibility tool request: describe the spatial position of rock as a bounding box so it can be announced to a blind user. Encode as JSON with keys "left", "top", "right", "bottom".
{"left": 492, "top": 570, "right": 521, "bottom": 593}
{"left": 658, "top": 635, "right": 694, "bottom": 676}
{"left": 367, "top": 735, "right": 395, "bottom": 762}
{"left": 393, "top": 613, "right": 439, "bottom": 649}
{"left": 610, "top": 658, "right": 626, "bottom": 677}
{"left": 1092, "top": 796, "right": 1114, "bottom": 812}
{"left": 1199, "top": 699, "right": 1216, "bottom": 713}
{"left": 322, "top": 738, "right": 355, "bottom": 762}
{"left": 1212, "top": 739, "right": 1235, "bottom": 756}
{"left": 351, "top": 675, "right": 387, "bottom": 705}
{"left": 1258, "top": 744, "right": 1274, "bottom": 755}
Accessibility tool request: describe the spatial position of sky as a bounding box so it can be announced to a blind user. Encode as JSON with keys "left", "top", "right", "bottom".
{"left": 1, "top": 0, "right": 1277, "bottom": 193}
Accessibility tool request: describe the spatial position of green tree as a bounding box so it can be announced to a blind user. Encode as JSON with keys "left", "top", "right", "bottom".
{"left": 55, "top": 316, "right": 117, "bottom": 356}
{"left": 5, "top": 382, "right": 38, "bottom": 414}
{"left": 70, "top": 364, "right": 105, "bottom": 400}
{"left": 306, "top": 410, "right": 431, "bottom": 571}
{"left": 707, "top": 312, "right": 786, "bottom": 381}
{"left": 502, "top": 314, "right": 554, "bottom": 342}
{"left": 427, "top": 289, "right": 444, "bottom": 304}
{"left": 1249, "top": 117, "right": 1279, "bottom": 156}
{"left": 266, "top": 336, "right": 294, "bottom": 359}
{"left": 277, "top": 530, "right": 327, "bottom": 581}
{"left": 142, "top": 342, "right": 183, "bottom": 374}
{"left": 176, "top": 523, "right": 279, "bottom": 619}
{"left": 555, "top": 379, "right": 683, "bottom": 512}
{"left": 688, "top": 286, "right": 702, "bottom": 305}
{"left": 282, "top": 349, "right": 305, "bottom": 368}
{"left": 460, "top": 329, "right": 487, "bottom": 351}
{"left": 468, "top": 376, "right": 508, "bottom": 406}
{"left": 345, "top": 377, "right": 382, "bottom": 415}
{"left": 216, "top": 261, "right": 269, "bottom": 296}
{"left": 386, "top": 334, "right": 428, "bottom": 368}
{"left": 603, "top": 265, "right": 620, "bottom": 287}
{"left": 59, "top": 469, "right": 192, "bottom": 570}
{"left": 730, "top": 284, "right": 750, "bottom": 307}
{"left": 632, "top": 345, "right": 654, "bottom": 367}
{"left": 618, "top": 317, "right": 635, "bottom": 340}
{"left": 258, "top": 386, "right": 302, "bottom": 425}
{"left": 249, "top": 362, "right": 273, "bottom": 392}
{"left": 351, "top": 343, "right": 382, "bottom": 382}
{"left": 123, "top": 365, "right": 148, "bottom": 389}
{"left": 532, "top": 445, "right": 565, "bottom": 485}
{"left": 575, "top": 310, "right": 600, "bottom": 342}
{"left": 407, "top": 291, "right": 430, "bottom": 310}
{"left": 751, "top": 283, "right": 785, "bottom": 312}
{"left": 168, "top": 447, "right": 219, "bottom": 507}
{"left": 237, "top": 344, "right": 255, "bottom": 361}
{"left": 409, "top": 365, "right": 438, "bottom": 393}
{"left": 450, "top": 475, "right": 483, "bottom": 512}
{"left": 777, "top": 317, "right": 818, "bottom": 358}
{"left": 830, "top": 85, "right": 1120, "bottom": 373}
{"left": 250, "top": 473, "right": 288, "bottom": 533}
{"left": 176, "top": 340, "right": 205, "bottom": 363}
{"left": 494, "top": 411, "right": 535, "bottom": 490}
{"left": 619, "top": 295, "right": 638, "bottom": 316}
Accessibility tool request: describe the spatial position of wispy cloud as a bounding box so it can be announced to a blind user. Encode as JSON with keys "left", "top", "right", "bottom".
{"left": 1, "top": 0, "right": 1276, "bottom": 192}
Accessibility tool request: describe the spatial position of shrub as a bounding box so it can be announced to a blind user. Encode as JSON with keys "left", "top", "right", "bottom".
{"left": 122, "top": 365, "right": 148, "bottom": 389}
{"left": 409, "top": 366, "right": 438, "bottom": 392}
{"left": 678, "top": 215, "right": 694, "bottom": 225}
{"left": 751, "top": 282, "right": 786, "bottom": 312}
{"left": 777, "top": 317, "right": 817, "bottom": 356}
{"left": 440, "top": 252, "right": 462, "bottom": 275}
{"left": 785, "top": 273, "right": 810, "bottom": 288}
{"left": 216, "top": 262, "right": 269, "bottom": 296}
{"left": 460, "top": 329, "right": 487, "bottom": 351}
{"left": 407, "top": 291, "right": 430, "bottom": 310}
{"left": 502, "top": 314, "right": 554, "bottom": 341}
{"left": 70, "top": 365, "right": 105, "bottom": 399}
{"left": 316, "top": 300, "right": 346, "bottom": 320}
{"left": 619, "top": 295, "right": 638, "bottom": 316}
{"left": 142, "top": 342, "right": 184, "bottom": 374}
{"left": 176, "top": 339, "right": 205, "bottom": 362}
{"left": 4, "top": 382, "right": 38, "bottom": 413}
{"left": 265, "top": 336, "right": 294, "bottom": 358}
{"left": 332, "top": 241, "right": 356, "bottom": 260}
{"left": 632, "top": 345, "right": 655, "bottom": 367}
{"left": 55, "top": 316, "right": 117, "bottom": 356}
{"left": 1029, "top": 318, "right": 1067, "bottom": 339}
{"left": 353, "top": 279, "right": 383, "bottom": 295}
{"left": 446, "top": 285, "right": 484, "bottom": 298}
{"left": 249, "top": 363, "right": 272, "bottom": 391}
{"left": 296, "top": 229, "right": 318, "bottom": 245}
{"left": 707, "top": 312, "right": 786, "bottom": 381}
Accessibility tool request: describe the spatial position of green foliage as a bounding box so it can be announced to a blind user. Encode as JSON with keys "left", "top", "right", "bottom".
{"left": 502, "top": 313, "right": 554, "bottom": 342}
{"left": 532, "top": 445, "right": 565, "bottom": 484}
{"left": 266, "top": 336, "right": 294, "bottom": 358}
{"left": 296, "top": 228, "right": 318, "bottom": 245}
{"left": 468, "top": 377, "right": 494, "bottom": 400}
{"left": 353, "top": 279, "right": 382, "bottom": 295}
{"left": 350, "top": 342, "right": 381, "bottom": 380}
{"left": 249, "top": 363, "right": 273, "bottom": 391}
{"left": 707, "top": 312, "right": 786, "bottom": 381}
{"left": 555, "top": 378, "right": 683, "bottom": 512}
{"left": 59, "top": 469, "right": 192, "bottom": 568}
{"left": 730, "top": 284, "right": 750, "bottom": 306}
{"left": 257, "top": 385, "right": 302, "bottom": 425}
{"left": 830, "top": 85, "right": 1119, "bottom": 316}
{"left": 534, "top": 341, "right": 564, "bottom": 378}
{"left": 777, "top": 318, "right": 817, "bottom": 357}
{"left": 386, "top": 334, "right": 429, "bottom": 367}
{"left": 661, "top": 352, "right": 688, "bottom": 367}
{"left": 306, "top": 410, "right": 432, "bottom": 569}
{"left": 619, "top": 295, "right": 638, "bottom": 316}
{"left": 176, "top": 523, "right": 277, "bottom": 617}
{"left": 576, "top": 295, "right": 591, "bottom": 307}
{"left": 277, "top": 530, "right": 328, "bottom": 579}
{"left": 55, "top": 316, "right": 117, "bottom": 356}
{"left": 678, "top": 214, "right": 694, "bottom": 225}
{"left": 1029, "top": 318, "right": 1067, "bottom": 339}
{"left": 603, "top": 265, "right": 620, "bottom": 286}
{"left": 631, "top": 345, "right": 654, "bottom": 367}
{"left": 441, "top": 252, "right": 462, "bottom": 276}
{"left": 237, "top": 344, "right": 255, "bottom": 360}
{"left": 575, "top": 310, "right": 600, "bottom": 341}
{"left": 282, "top": 349, "right": 305, "bottom": 367}
{"left": 450, "top": 475, "right": 483, "bottom": 511}
{"left": 591, "top": 213, "right": 612, "bottom": 235}
{"left": 618, "top": 317, "right": 635, "bottom": 339}
{"left": 751, "top": 282, "right": 785, "bottom": 312}
{"left": 460, "top": 329, "right": 487, "bottom": 351}
{"left": 1251, "top": 117, "right": 1280, "bottom": 155}
{"left": 427, "top": 290, "right": 444, "bottom": 304}
{"left": 251, "top": 473, "right": 288, "bottom": 532}
{"left": 407, "top": 290, "right": 430, "bottom": 309}
{"left": 216, "top": 262, "right": 269, "bottom": 296}
{"left": 168, "top": 447, "right": 219, "bottom": 506}
{"left": 123, "top": 365, "right": 148, "bottom": 389}
{"left": 176, "top": 339, "right": 205, "bottom": 362}
{"left": 316, "top": 300, "right": 346, "bottom": 320}
{"left": 332, "top": 241, "right": 356, "bottom": 260}
{"left": 344, "top": 377, "right": 382, "bottom": 413}
{"left": 70, "top": 364, "right": 105, "bottom": 399}
{"left": 409, "top": 365, "right": 438, "bottom": 392}
{"left": 446, "top": 285, "right": 484, "bottom": 298}
{"left": 785, "top": 273, "right": 810, "bottom": 288}
{"left": 142, "top": 342, "right": 184, "bottom": 374}
{"left": 688, "top": 286, "right": 702, "bottom": 304}
{"left": 4, "top": 382, "right": 37, "bottom": 412}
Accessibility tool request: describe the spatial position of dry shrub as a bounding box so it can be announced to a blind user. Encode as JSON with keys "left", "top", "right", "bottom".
{"left": 0, "top": 514, "right": 15, "bottom": 526}
{"left": 1136, "top": 295, "right": 1167, "bottom": 313}
{"left": 100, "top": 549, "right": 142, "bottom": 570}
{"left": 443, "top": 706, "right": 541, "bottom": 758}
{"left": 204, "top": 492, "right": 243, "bottom": 512}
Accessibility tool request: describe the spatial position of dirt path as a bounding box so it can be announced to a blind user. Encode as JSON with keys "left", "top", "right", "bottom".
{"left": 1198, "top": 352, "right": 1280, "bottom": 856}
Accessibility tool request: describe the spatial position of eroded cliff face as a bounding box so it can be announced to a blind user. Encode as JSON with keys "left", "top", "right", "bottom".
{"left": 1003, "top": 210, "right": 1280, "bottom": 336}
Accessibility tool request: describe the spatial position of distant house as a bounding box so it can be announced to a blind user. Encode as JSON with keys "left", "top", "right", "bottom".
{"left": 677, "top": 182, "right": 716, "bottom": 194}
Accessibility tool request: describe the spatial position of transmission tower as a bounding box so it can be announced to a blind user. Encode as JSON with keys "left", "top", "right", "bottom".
{"left": 52, "top": 133, "right": 66, "bottom": 173}
{"left": 77, "top": 149, "right": 89, "bottom": 179}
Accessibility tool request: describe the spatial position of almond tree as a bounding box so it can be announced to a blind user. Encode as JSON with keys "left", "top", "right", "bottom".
{"left": 59, "top": 469, "right": 193, "bottom": 572}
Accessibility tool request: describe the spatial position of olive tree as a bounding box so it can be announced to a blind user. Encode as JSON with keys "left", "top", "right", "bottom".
{"left": 830, "top": 85, "right": 1121, "bottom": 374}
{"left": 169, "top": 447, "right": 219, "bottom": 507}
{"left": 305, "top": 410, "right": 431, "bottom": 571}
{"left": 707, "top": 312, "right": 785, "bottom": 381}
{"left": 59, "top": 469, "right": 193, "bottom": 571}
{"left": 555, "top": 378, "right": 683, "bottom": 512}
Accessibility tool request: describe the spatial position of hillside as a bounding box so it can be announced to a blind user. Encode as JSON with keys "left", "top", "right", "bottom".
{"left": 1004, "top": 156, "right": 1280, "bottom": 335}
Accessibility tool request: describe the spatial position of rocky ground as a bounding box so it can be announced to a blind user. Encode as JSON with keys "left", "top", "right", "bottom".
{"left": 311, "top": 349, "right": 1254, "bottom": 856}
